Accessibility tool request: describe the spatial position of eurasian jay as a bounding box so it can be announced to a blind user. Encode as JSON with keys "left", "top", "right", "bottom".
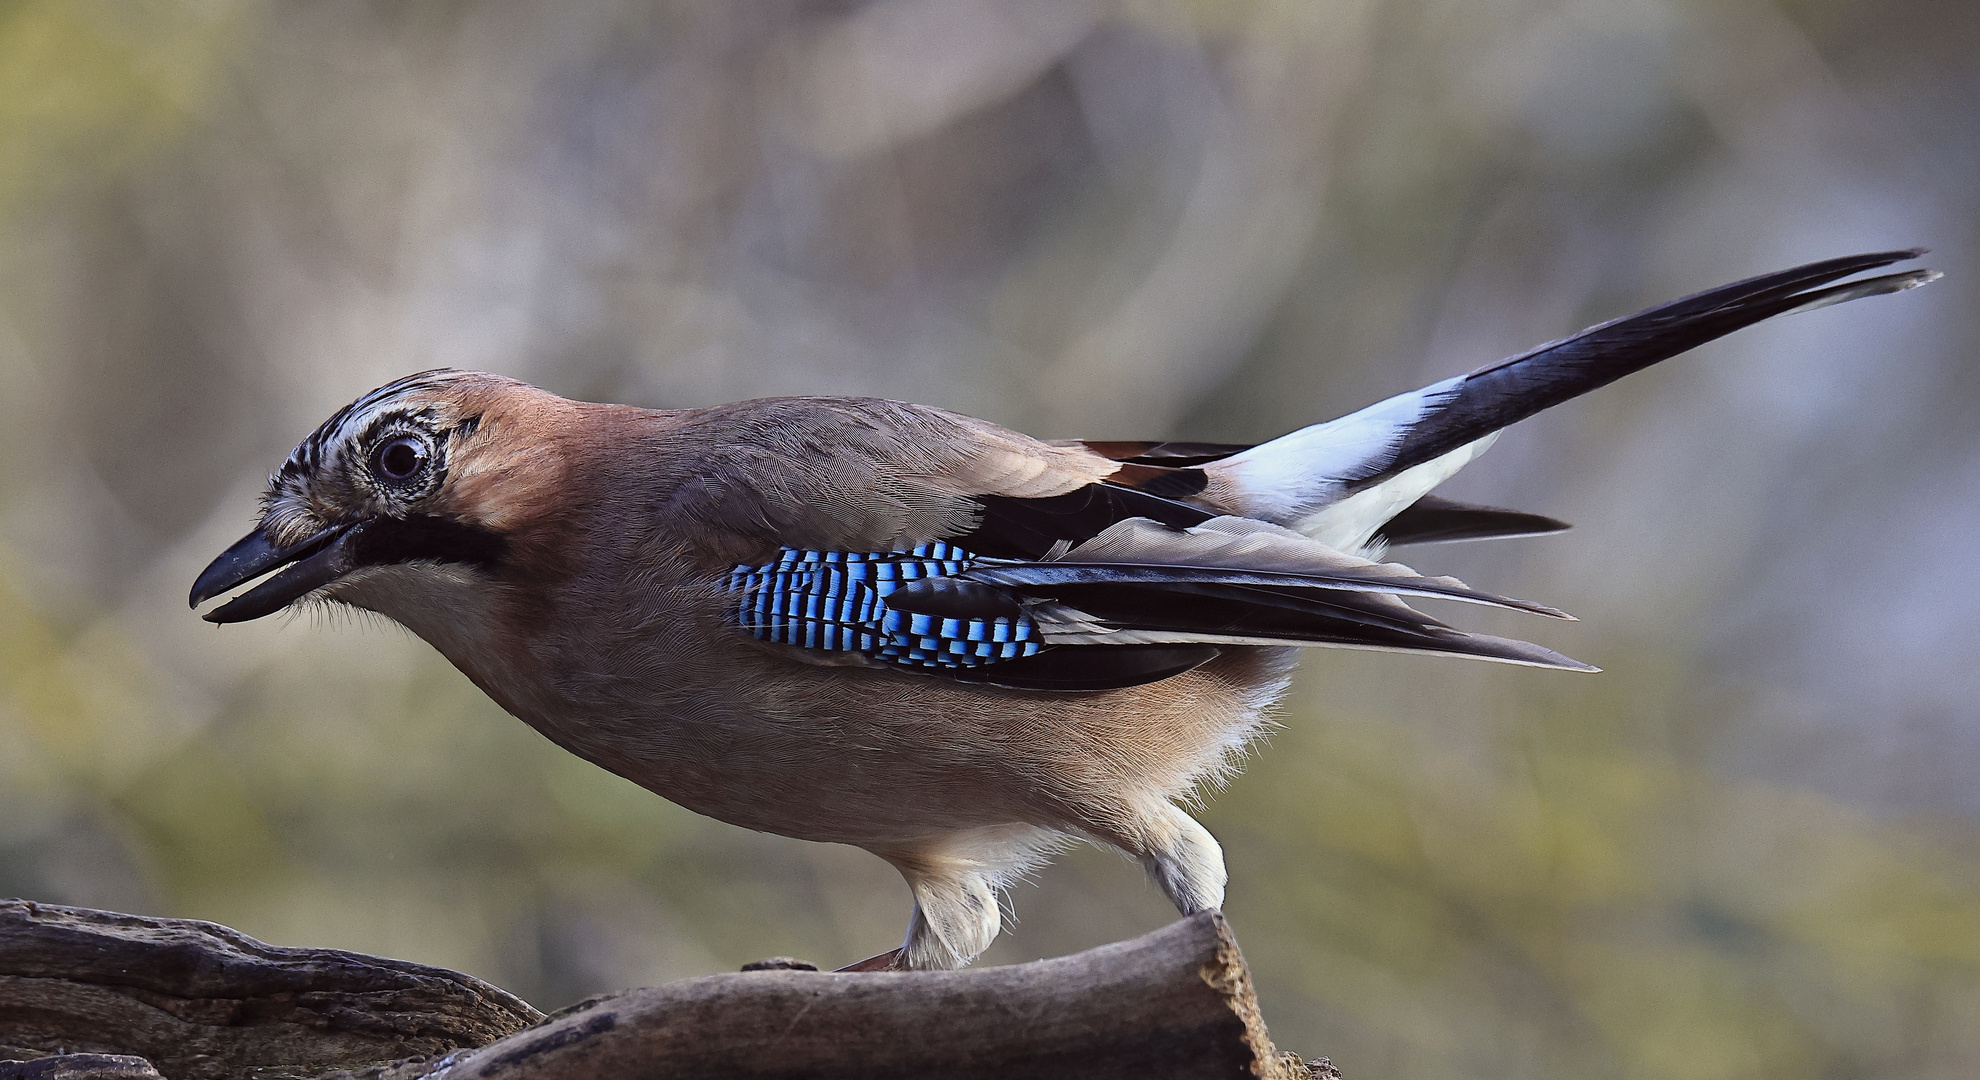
{"left": 190, "top": 250, "right": 1934, "bottom": 971}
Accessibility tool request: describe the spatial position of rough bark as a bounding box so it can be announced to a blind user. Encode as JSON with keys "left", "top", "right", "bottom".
{"left": 0, "top": 1055, "right": 167, "bottom": 1080}
{"left": 2, "top": 900, "right": 1332, "bottom": 1080}
{"left": 0, "top": 900, "right": 542, "bottom": 1080}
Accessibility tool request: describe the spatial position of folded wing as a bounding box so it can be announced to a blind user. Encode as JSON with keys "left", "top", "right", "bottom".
{"left": 725, "top": 516, "right": 1595, "bottom": 692}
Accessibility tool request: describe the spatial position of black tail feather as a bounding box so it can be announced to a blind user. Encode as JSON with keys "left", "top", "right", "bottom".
{"left": 1352, "top": 249, "right": 1933, "bottom": 491}
{"left": 1377, "top": 495, "right": 1571, "bottom": 547}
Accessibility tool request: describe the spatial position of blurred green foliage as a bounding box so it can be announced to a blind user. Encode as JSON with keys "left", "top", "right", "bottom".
{"left": 1221, "top": 650, "right": 1980, "bottom": 1077}
{"left": 2, "top": 2, "right": 1976, "bottom": 1078}
{"left": 0, "top": 1, "right": 245, "bottom": 207}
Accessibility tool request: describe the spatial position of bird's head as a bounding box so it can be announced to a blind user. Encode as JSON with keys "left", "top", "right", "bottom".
{"left": 189, "top": 369, "right": 570, "bottom": 624}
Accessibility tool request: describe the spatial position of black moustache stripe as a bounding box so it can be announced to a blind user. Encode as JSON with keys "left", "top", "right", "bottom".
{"left": 352, "top": 515, "right": 507, "bottom": 572}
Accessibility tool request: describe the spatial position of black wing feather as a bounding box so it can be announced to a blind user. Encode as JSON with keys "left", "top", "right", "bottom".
{"left": 947, "top": 645, "right": 1222, "bottom": 691}
{"left": 950, "top": 562, "right": 1570, "bottom": 618}
{"left": 881, "top": 540, "right": 1589, "bottom": 691}
{"left": 962, "top": 484, "right": 1212, "bottom": 560}
{"left": 1075, "top": 440, "right": 1255, "bottom": 467}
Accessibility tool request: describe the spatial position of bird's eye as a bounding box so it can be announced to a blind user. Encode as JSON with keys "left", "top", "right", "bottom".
{"left": 372, "top": 435, "right": 430, "bottom": 484}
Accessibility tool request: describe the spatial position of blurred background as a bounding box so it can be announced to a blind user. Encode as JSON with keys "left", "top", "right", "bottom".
{"left": 1, "top": 1, "right": 1976, "bottom": 1076}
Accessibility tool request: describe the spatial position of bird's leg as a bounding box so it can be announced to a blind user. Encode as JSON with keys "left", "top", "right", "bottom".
{"left": 836, "top": 878, "right": 997, "bottom": 972}
{"left": 1115, "top": 802, "right": 1228, "bottom": 915}
{"left": 897, "top": 873, "right": 1000, "bottom": 970}
{"left": 857, "top": 825, "right": 1065, "bottom": 970}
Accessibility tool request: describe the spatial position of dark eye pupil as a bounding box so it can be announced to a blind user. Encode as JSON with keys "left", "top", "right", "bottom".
{"left": 377, "top": 438, "right": 425, "bottom": 481}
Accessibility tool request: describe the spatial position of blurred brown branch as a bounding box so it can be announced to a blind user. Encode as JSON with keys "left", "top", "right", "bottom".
{"left": 1, "top": 900, "right": 1329, "bottom": 1080}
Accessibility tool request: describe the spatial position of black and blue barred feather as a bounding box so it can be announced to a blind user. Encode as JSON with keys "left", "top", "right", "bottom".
{"left": 725, "top": 542, "right": 1044, "bottom": 671}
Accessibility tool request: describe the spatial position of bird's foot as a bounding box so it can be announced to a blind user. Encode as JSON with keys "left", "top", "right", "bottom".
{"left": 835, "top": 947, "right": 906, "bottom": 972}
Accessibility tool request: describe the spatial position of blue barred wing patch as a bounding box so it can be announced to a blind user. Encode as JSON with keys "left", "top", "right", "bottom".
{"left": 724, "top": 542, "right": 1043, "bottom": 670}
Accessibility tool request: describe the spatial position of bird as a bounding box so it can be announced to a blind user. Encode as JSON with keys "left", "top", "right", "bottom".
{"left": 191, "top": 249, "right": 1935, "bottom": 971}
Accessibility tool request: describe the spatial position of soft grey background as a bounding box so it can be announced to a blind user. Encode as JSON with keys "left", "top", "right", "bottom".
{"left": 1, "top": 2, "right": 1975, "bottom": 1077}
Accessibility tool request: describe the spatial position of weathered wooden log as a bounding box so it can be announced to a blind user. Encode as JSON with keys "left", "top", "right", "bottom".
{"left": 319, "top": 911, "right": 1322, "bottom": 1080}
{"left": 0, "top": 1054, "right": 166, "bottom": 1080}
{"left": 0, "top": 900, "right": 542, "bottom": 1080}
{"left": 3, "top": 900, "right": 1333, "bottom": 1080}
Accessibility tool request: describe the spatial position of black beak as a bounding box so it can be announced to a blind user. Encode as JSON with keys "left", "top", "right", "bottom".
{"left": 189, "top": 523, "right": 361, "bottom": 623}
